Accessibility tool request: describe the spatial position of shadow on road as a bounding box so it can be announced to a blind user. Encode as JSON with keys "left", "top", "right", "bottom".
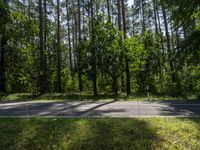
{"left": 28, "top": 101, "right": 121, "bottom": 117}
{"left": 156, "top": 101, "right": 200, "bottom": 116}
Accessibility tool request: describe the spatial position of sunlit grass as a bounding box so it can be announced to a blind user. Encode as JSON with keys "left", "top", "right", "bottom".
{"left": 0, "top": 93, "right": 198, "bottom": 102}
{"left": 0, "top": 118, "right": 200, "bottom": 149}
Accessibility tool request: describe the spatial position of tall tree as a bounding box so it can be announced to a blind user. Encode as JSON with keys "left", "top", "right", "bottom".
{"left": 39, "top": 0, "right": 45, "bottom": 94}
{"left": 43, "top": 0, "right": 47, "bottom": 69}
{"left": 57, "top": 0, "right": 61, "bottom": 92}
{"left": 66, "top": 0, "right": 73, "bottom": 73}
{"left": 77, "top": 0, "right": 83, "bottom": 92}
{"left": 141, "top": 0, "right": 146, "bottom": 33}
{"left": 0, "top": 30, "right": 6, "bottom": 93}
{"left": 117, "top": 0, "right": 122, "bottom": 31}
{"left": 106, "top": 0, "right": 111, "bottom": 22}
{"left": 161, "top": 0, "right": 175, "bottom": 81}
{"left": 121, "top": 0, "right": 131, "bottom": 95}
{"left": 91, "top": 0, "right": 98, "bottom": 96}
{"left": 156, "top": 2, "right": 164, "bottom": 54}
{"left": 0, "top": 0, "right": 10, "bottom": 93}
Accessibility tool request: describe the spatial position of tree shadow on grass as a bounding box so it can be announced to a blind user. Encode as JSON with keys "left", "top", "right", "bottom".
{"left": 0, "top": 118, "right": 31, "bottom": 149}
{"left": 66, "top": 118, "right": 161, "bottom": 150}
{"left": 0, "top": 118, "right": 162, "bottom": 150}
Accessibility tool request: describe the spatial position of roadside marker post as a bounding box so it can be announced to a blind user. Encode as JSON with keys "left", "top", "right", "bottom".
{"left": 26, "top": 104, "right": 29, "bottom": 124}
{"left": 147, "top": 86, "right": 150, "bottom": 101}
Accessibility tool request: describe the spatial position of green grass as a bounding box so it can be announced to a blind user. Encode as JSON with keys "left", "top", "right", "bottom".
{"left": 0, "top": 93, "right": 198, "bottom": 102}
{"left": 0, "top": 118, "right": 200, "bottom": 150}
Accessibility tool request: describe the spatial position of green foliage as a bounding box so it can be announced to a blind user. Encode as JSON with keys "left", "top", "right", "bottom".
{"left": 124, "top": 35, "right": 146, "bottom": 72}
{"left": 191, "top": 65, "right": 200, "bottom": 98}
{"left": 4, "top": 11, "right": 39, "bottom": 93}
{"left": 61, "top": 68, "right": 78, "bottom": 93}
{"left": 193, "top": 10, "right": 200, "bottom": 30}
{"left": 1, "top": 0, "right": 199, "bottom": 98}
{"left": 0, "top": 1, "right": 10, "bottom": 29}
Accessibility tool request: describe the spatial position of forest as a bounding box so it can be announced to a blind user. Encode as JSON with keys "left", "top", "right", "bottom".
{"left": 0, "top": 0, "right": 200, "bottom": 98}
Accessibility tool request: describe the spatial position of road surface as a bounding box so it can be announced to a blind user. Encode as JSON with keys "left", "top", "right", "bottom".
{"left": 0, "top": 101, "right": 200, "bottom": 117}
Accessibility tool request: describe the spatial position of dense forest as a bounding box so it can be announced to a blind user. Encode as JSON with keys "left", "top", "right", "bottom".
{"left": 0, "top": 0, "right": 200, "bottom": 97}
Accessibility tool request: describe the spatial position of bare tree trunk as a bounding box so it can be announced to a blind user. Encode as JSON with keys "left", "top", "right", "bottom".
{"left": 66, "top": 1, "right": 73, "bottom": 73}
{"left": 82, "top": 0, "right": 86, "bottom": 39}
{"left": 106, "top": 0, "right": 111, "bottom": 22}
{"left": 43, "top": 0, "right": 47, "bottom": 67}
{"left": 78, "top": 0, "right": 83, "bottom": 92}
{"left": 0, "top": 30, "right": 6, "bottom": 93}
{"left": 141, "top": 0, "right": 146, "bottom": 33}
{"left": 117, "top": 0, "right": 122, "bottom": 31}
{"left": 43, "top": 0, "right": 48, "bottom": 91}
{"left": 153, "top": 0, "right": 161, "bottom": 73}
{"left": 72, "top": 14, "right": 76, "bottom": 67}
{"left": 153, "top": 0, "right": 158, "bottom": 34}
{"left": 156, "top": 4, "right": 164, "bottom": 54}
{"left": 0, "top": 0, "right": 9, "bottom": 93}
{"left": 121, "top": 0, "right": 131, "bottom": 95}
{"left": 112, "top": 78, "right": 118, "bottom": 96}
{"left": 39, "top": 0, "right": 45, "bottom": 94}
{"left": 161, "top": 0, "right": 174, "bottom": 81}
{"left": 91, "top": 0, "right": 98, "bottom": 96}
{"left": 117, "top": 0, "right": 125, "bottom": 92}
{"left": 57, "top": 0, "right": 61, "bottom": 92}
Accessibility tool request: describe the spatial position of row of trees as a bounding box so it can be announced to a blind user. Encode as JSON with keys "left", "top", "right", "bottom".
{"left": 0, "top": 0, "right": 200, "bottom": 97}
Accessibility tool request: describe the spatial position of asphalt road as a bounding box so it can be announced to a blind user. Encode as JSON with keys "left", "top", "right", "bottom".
{"left": 0, "top": 101, "right": 200, "bottom": 117}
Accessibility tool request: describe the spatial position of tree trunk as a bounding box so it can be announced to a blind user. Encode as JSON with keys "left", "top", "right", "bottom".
{"left": 153, "top": 0, "right": 158, "bottom": 34}
{"left": 161, "top": 0, "right": 175, "bottom": 81}
{"left": 0, "top": 30, "right": 6, "bottom": 93}
{"left": 112, "top": 78, "right": 118, "bottom": 96}
{"left": 66, "top": 1, "right": 73, "bottom": 73}
{"left": 121, "top": 0, "right": 131, "bottom": 95}
{"left": 153, "top": 0, "right": 161, "bottom": 74}
{"left": 156, "top": 3, "right": 164, "bottom": 54}
{"left": 117, "top": 0, "right": 125, "bottom": 92}
{"left": 39, "top": 0, "right": 45, "bottom": 94}
{"left": 43, "top": 0, "right": 47, "bottom": 69}
{"left": 78, "top": 0, "right": 83, "bottom": 92}
{"left": 141, "top": 0, "right": 146, "bottom": 33}
{"left": 106, "top": 0, "right": 111, "bottom": 22}
{"left": 0, "top": 0, "right": 9, "bottom": 93}
{"left": 57, "top": 0, "right": 61, "bottom": 92}
{"left": 72, "top": 11, "right": 76, "bottom": 67}
{"left": 43, "top": 0, "right": 48, "bottom": 91}
{"left": 117, "top": 0, "right": 122, "bottom": 31}
{"left": 91, "top": 0, "right": 98, "bottom": 96}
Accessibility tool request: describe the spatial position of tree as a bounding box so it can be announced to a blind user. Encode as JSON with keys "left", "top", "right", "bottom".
{"left": 66, "top": 0, "right": 73, "bottom": 73}
{"left": 93, "top": 17, "right": 124, "bottom": 95}
{"left": 57, "top": 0, "right": 61, "bottom": 92}
{"left": 161, "top": 0, "right": 174, "bottom": 81}
{"left": 90, "top": 0, "right": 98, "bottom": 96}
{"left": 0, "top": 0, "right": 9, "bottom": 93}
{"left": 0, "top": 0, "right": 199, "bottom": 98}
{"left": 38, "top": 0, "right": 45, "bottom": 94}
{"left": 106, "top": 0, "right": 111, "bottom": 22}
{"left": 121, "top": 0, "right": 131, "bottom": 95}
{"left": 77, "top": 0, "right": 83, "bottom": 92}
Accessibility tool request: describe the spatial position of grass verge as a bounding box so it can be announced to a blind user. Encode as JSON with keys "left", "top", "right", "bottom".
{"left": 0, "top": 93, "right": 198, "bottom": 102}
{"left": 0, "top": 118, "right": 200, "bottom": 150}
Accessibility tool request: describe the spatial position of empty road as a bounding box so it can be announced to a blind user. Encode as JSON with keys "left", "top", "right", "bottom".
{"left": 0, "top": 101, "right": 200, "bottom": 117}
